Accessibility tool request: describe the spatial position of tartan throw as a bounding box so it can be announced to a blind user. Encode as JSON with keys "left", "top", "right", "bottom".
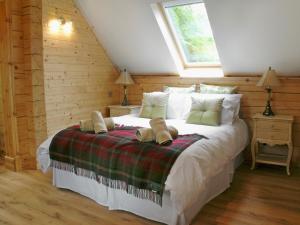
{"left": 49, "top": 125, "right": 206, "bottom": 205}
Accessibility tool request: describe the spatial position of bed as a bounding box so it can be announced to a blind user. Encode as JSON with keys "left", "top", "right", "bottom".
{"left": 37, "top": 114, "right": 249, "bottom": 225}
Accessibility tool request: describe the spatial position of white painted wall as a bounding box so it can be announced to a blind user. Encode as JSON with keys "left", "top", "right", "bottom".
{"left": 76, "top": 0, "right": 177, "bottom": 74}
{"left": 206, "top": 0, "right": 300, "bottom": 75}
{"left": 76, "top": 0, "right": 300, "bottom": 76}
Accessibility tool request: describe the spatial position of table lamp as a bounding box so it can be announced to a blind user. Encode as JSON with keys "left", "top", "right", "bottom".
{"left": 115, "top": 69, "right": 134, "bottom": 106}
{"left": 256, "top": 67, "right": 281, "bottom": 116}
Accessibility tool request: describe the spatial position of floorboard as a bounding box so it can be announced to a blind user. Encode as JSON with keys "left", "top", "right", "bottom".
{"left": 0, "top": 164, "right": 299, "bottom": 225}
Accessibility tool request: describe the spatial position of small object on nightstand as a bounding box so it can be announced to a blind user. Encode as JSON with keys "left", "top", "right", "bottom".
{"left": 108, "top": 105, "right": 141, "bottom": 117}
{"left": 115, "top": 69, "right": 135, "bottom": 106}
{"left": 251, "top": 113, "right": 294, "bottom": 175}
{"left": 256, "top": 67, "right": 281, "bottom": 116}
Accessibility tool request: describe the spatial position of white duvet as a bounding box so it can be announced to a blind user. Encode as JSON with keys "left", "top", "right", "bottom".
{"left": 37, "top": 115, "right": 248, "bottom": 214}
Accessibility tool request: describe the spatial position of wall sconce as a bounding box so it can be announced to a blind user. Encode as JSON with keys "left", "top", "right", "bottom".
{"left": 48, "top": 17, "right": 73, "bottom": 35}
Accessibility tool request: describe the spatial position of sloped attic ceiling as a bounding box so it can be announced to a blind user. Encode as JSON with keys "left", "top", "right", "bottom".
{"left": 76, "top": 0, "right": 300, "bottom": 76}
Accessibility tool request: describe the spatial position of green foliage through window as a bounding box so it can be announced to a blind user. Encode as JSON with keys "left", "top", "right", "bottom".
{"left": 165, "top": 3, "right": 220, "bottom": 64}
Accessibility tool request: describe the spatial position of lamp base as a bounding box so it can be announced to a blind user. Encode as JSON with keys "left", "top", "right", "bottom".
{"left": 121, "top": 85, "right": 129, "bottom": 106}
{"left": 121, "top": 96, "right": 129, "bottom": 106}
{"left": 262, "top": 100, "right": 274, "bottom": 116}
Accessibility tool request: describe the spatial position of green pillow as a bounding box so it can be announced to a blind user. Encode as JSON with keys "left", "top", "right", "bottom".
{"left": 139, "top": 92, "right": 169, "bottom": 119}
{"left": 200, "top": 84, "right": 237, "bottom": 94}
{"left": 186, "top": 97, "right": 224, "bottom": 126}
{"left": 163, "top": 85, "right": 196, "bottom": 93}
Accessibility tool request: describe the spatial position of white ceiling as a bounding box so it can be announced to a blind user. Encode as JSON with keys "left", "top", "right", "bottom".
{"left": 76, "top": 0, "right": 300, "bottom": 76}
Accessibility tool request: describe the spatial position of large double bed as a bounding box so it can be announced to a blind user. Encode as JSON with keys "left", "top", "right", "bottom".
{"left": 37, "top": 114, "right": 248, "bottom": 225}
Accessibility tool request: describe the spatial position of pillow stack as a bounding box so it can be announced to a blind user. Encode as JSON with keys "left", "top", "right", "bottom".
{"left": 138, "top": 83, "right": 241, "bottom": 127}
{"left": 186, "top": 84, "right": 241, "bottom": 126}
{"left": 197, "top": 93, "right": 242, "bottom": 125}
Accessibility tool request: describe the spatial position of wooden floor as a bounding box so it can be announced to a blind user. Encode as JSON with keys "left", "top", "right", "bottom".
{"left": 0, "top": 164, "right": 299, "bottom": 225}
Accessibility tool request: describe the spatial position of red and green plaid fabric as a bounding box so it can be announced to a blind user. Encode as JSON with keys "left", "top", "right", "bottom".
{"left": 49, "top": 125, "right": 206, "bottom": 205}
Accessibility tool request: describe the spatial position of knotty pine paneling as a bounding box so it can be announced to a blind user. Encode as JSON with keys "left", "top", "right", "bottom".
{"left": 22, "top": 0, "right": 48, "bottom": 169}
{"left": 43, "top": 0, "right": 120, "bottom": 136}
{"left": 125, "top": 75, "right": 300, "bottom": 166}
{"left": 0, "top": 0, "right": 46, "bottom": 170}
{"left": 0, "top": 73, "right": 4, "bottom": 160}
{"left": 0, "top": 0, "right": 4, "bottom": 160}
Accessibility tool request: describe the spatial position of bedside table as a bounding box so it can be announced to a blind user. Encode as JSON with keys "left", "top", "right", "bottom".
{"left": 108, "top": 105, "right": 141, "bottom": 117}
{"left": 251, "top": 113, "right": 294, "bottom": 175}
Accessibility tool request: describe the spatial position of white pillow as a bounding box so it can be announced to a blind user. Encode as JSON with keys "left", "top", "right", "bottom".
{"left": 163, "top": 85, "right": 196, "bottom": 93}
{"left": 166, "top": 93, "right": 193, "bottom": 119}
{"left": 188, "top": 93, "right": 242, "bottom": 124}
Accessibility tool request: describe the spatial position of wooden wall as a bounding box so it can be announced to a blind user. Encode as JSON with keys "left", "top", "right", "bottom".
{"left": 0, "top": 0, "right": 46, "bottom": 170}
{"left": 126, "top": 75, "right": 300, "bottom": 166}
{"left": 0, "top": 67, "right": 5, "bottom": 161}
{"left": 23, "top": 0, "right": 47, "bottom": 168}
{"left": 0, "top": 0, "right": 4, "bottom": 160}
{"left": 43, "top": 0, "right": 120, "bottom": 136}
{"left": 0, "top": 65, "right": 4, "bottom": 160}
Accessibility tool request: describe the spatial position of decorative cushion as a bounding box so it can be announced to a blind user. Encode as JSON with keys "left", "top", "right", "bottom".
{"left": 186, "top": 96, "right": 224, "bottom": 126}
{"left": 194, "top": 93, "right": 242, "bottom": 124}
{"left": 163, "top": 85, "right": 196, "bottom": 93}
{"left": 200, "top": 84, "right": 237, "bottom": 94}
{"left": 139, "top": 92, "right": 169, "bottom": 119}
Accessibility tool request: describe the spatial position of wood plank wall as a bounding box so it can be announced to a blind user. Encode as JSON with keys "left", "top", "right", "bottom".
{"left": 0, "top": 0, "right": 4, "bottom": 160}
{"left": 0, "top": 0, "right": 20, "bottom": 169}
{"left": 125, "top": 75, "right": 300, "bottom": 166}
{"left": 0, "top": 65, "right": 4, "bottom": 160}
{"left": 43, "top": 0, "right": 120, "bottom": 136}
{"left": 22, "top": 0, "right": 47, "bottom": 168}
{"left": 0, "top": 0, "right": 46, "bottom": 170}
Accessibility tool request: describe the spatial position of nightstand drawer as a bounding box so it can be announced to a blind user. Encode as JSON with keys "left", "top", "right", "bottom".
{"left": 108, "top": 105, "right": 141, "bottom": 117}
{"left": 256, "top": 130, "right": 289, "bottom": 141}
{"left": 256, "top": 120, "right": 289, "bottom": 131}
{"left": 110, "top": 108, "right": 131, "bottom": 117}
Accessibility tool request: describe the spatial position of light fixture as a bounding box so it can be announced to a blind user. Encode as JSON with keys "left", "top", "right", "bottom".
{"left": 63, "top": 21, "right": 73, "bottom": 35}
{"left": 49, "top": 19, "right": 61, "bottom": 33}
{"left": 257, "top": 67, "right": 281, "bottom": 116}
{"left": 115, "top": 69, "right": 135, "bottom": 106}
{"left": 48, "top": 17, "right": 73, "bottom": 35}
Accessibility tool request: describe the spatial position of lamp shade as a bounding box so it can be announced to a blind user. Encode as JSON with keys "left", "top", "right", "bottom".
{"left": 257, "top": 67, "right": 281, "bottom": 88}
{"left": 115, "top": 69, "right": 134, "bottom": 85}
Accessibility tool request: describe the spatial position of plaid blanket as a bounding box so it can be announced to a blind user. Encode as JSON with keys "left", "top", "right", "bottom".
{"left": 49, "top": 125, "right": 206, "bottom": 205}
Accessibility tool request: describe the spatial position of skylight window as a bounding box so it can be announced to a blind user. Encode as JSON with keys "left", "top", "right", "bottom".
{"left": 162, "top": 0, "right": 220, "bottom": 67}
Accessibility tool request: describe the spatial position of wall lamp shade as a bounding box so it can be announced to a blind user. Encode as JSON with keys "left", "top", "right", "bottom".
{"left": 115, "top": 69, "right": 134, "bottom": 106}
{"left": 257, "top": 67, "right": 281, "bottom": 116}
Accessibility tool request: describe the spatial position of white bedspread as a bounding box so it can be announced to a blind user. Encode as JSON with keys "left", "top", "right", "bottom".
{"left": 37, "top": 115, "right": 248, "bottom": 214}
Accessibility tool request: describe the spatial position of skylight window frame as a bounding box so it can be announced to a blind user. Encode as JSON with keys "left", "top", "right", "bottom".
{"left": 161, "top": 0, "right": 221, "bottom": 69}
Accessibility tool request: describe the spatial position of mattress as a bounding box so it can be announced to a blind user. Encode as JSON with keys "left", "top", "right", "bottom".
{"left": 37, "top": 115, "right": 249, "bottom": 224}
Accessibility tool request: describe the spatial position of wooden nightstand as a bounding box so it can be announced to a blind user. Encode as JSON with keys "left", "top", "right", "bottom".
{"left": 108, "top": 105, "right": 141, "bottom": 117}
{"left": 251, "top": 113, "right": 294, "bottom": 175}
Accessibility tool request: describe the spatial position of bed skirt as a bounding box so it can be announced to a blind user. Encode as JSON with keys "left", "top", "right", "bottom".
{"left": 52, "top": 152, "right": 244, "bottom": 225}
